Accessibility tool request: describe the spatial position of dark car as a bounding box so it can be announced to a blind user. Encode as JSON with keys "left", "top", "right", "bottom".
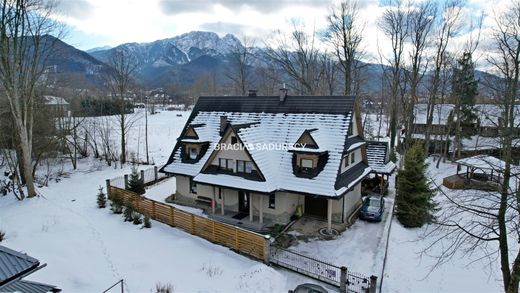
{"left": 291, "top": 283, "right": 328, "bottom": 293}
{"left": 359, "top": 195, "right": 385, "bottom": 222}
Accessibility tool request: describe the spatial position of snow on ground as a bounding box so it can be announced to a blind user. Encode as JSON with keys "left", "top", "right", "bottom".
{"left": 144, "top": 177, "right": 206, "bottom": 217}
{"left": 0, "top": 110, "right": 314, "bottom": 292}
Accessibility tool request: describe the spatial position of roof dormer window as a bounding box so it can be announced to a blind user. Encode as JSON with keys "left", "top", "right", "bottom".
{"left": 188, "top": 147, "right": 198, "bottom": 159}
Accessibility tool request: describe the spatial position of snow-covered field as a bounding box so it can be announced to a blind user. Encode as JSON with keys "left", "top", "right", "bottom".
{"left": 0, "top": 110, "right": 511, "bottom": 292}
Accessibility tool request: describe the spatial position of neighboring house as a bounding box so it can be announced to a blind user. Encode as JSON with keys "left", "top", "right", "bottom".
{"left": 43, "top": 95, "right": 70, "bottom": 117}
{"left": 0, "top": 245, "right": 60, "bottom": 293}
{"left": 412, "top": 104, "right": 520, "bottom": 153}
{"left": 161, "top": 92, "right": 372, "bottom": 232}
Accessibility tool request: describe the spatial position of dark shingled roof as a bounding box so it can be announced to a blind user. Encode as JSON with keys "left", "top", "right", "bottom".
{"left": 193, "top": 95, "right": 356, "bottom": 115}
{"left": 0, "top": 246, "right": 39, "bottom": 286}
{"left": 335, "top": 162, "right": 370, "bottom": 191}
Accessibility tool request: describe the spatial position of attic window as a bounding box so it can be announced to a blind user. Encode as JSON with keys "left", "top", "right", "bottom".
{"left": 231, "top": 136, "right": 238, "bottom": 145}
{"left": 301, "top": 159, "right": 314, "bottom": 169}
{"left": 188, "top": 147, "right": 198, "bottom": 159}
{"left": 348, "top": 119, "right": 354, "bottom": 136}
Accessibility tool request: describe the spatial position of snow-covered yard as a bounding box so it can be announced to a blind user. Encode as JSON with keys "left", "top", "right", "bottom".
{"left": 0, "top": 110, "right": 513, "bottom": 292}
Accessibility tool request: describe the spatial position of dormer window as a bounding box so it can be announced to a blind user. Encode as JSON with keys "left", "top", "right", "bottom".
{"left": 351, "top": 152, "right": 355, "bottom": 164}
{"left": 188, "top": 147, "right": 198, "bottom": 159}
{"left": 301, "top": 158, "right": 314, "bottom": 170}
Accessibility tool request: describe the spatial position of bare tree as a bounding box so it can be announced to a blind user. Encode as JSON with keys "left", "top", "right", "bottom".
{"left": 379, "top": 0, "right": 410, "bottom": 150}
{"left": 0, "top": 0, "right": 62, "bottom": 198}
{"left": 402, "top": 0, "right": 436, "bottom": 154}
{"left": 424, "top": 0, "right": 463, "bottom": 154}
{"left": 427, "top": 2, "right": 520, "bottom": 292}
{"left": 326, "top": 0, "right": 365, "bottom": 95}
{"left": 265, "top": 21, "right": 324, "bottom": 95}
{"left": 225, "top": 36, "right": 255, "bottom": 95}
{"left": 106, "top": 49, "right": 137, "bottom": 165}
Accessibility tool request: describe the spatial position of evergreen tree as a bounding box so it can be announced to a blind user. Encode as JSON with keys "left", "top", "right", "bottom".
{"left": 123, "top": 198, "right": 135, "bottom": 222}
{"left": 127, "top": 165, "right": 145, "bottom": 195}
{"left": 451, "top": 51, "right": 478, "bottom": 158}
{"left": 110, "top": 194, "right": 124, "bottom": 214}
{"left": 97, "top": 186, "right": 107, "bottom": 208}
{"left": 396, "top": 142, "right": 437, "bottom": 228}
{"left": 132, "top": 213, "right": 143, "bottom": 225}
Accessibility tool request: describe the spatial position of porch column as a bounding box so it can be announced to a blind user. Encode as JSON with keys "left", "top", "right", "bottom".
{"left": 259, "top": 195, "right": 264, "bottom": 224}
{"left": 221, "top": 188, "right": 225, "bottom": 216}
{"left": 327, "top": 199, "right": 332, "bottom": 232}
{"left": 249, "top": 193, "right": 254, "bottom": 222}
{"left": 211, "top": 186, "right": 216, "bottom": 214}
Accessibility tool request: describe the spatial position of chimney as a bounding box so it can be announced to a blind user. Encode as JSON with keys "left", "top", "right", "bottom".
{"left": 279, "top": 85, "right": 288, "bottom": 102}
{"left": 220, "top": 115, "right": 228, "bottom": 135}
{"left": 248, "top": 89, "right": 258, "bottom": 97}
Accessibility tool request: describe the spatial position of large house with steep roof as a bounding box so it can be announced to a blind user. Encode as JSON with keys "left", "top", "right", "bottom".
{"left": 161, "top": 92, "right": 373, "bottom": 232}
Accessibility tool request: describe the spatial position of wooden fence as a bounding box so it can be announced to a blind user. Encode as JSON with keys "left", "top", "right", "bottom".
{"left": 107, "top": 185, "right": 268, "bottom": 261}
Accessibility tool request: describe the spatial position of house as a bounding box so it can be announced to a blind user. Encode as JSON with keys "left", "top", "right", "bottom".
{"left": 0, "top": 245, "right": 60, "bottom": 293}
{"left": 43, "top": 95, "right": 70, "bottom": 117}
{"left": 412, "top": 103, "right": 520, "bottom": 154}
{"left": 160, "top": 91, "right": 372, "bottom": 232}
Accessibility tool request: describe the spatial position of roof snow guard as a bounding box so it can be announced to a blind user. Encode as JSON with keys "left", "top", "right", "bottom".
{"left": 366, "top": 141, "right": 396, "bottom": 175}
{"left": 162, "top": 95, "right": 369, "bottom": 197}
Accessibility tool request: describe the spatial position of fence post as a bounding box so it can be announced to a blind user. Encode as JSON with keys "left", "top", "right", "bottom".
{"left": 369, "top": 275, "right": 377, "bottom": 293}
{"left": 263, "top": 235, "right": 271, "bottom": 264}
{"left": 140, "top": 170, "right": 145, "bottom": 182}
{"left": 124, "top": 174, "right": 129, "bottom": 189}
{"left": 154, "top": 166, "right": 158, "bottom": 183}
{"left": 340, "top": 266, "right": 347, "bottom": 293}
{"left": 106, "top": 179, "right": 111, "bottom": 199}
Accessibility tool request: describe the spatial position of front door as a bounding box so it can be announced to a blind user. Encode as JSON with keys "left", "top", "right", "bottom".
{"left": 238, "top": 190, "right": 250, "bottom": 214}
{"left": 305, "top": 196, "right": 328, "bottom": 218}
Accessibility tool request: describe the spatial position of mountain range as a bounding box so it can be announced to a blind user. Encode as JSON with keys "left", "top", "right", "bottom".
{"left": 45, "top": 31, "right": 496, "bottom": 95}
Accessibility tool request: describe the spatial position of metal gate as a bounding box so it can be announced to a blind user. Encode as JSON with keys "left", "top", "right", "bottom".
{"left": 269, "top": 246, "right": 374, "bottom": 293}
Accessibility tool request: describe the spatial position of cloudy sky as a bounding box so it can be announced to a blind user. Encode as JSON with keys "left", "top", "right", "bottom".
{"left": 55, "top": 0, "right": 509, "bottom": 64}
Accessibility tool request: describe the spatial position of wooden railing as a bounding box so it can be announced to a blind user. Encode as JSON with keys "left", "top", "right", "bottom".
{"left": 107, "top": 186, "right": 268, "bottom": 261}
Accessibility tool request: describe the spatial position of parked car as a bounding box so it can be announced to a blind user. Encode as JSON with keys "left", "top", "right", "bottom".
{"left": 290, "top": 283, "right": 328, "bottom": 293}
{"left": 359, "top": 194, "right": 385, "bottom": 222}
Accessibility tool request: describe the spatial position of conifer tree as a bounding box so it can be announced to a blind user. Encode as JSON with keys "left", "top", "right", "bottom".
{"left": 110, "top": 194, "right": 124, "bottom": 214}
{"left": 127, "top": 165, "right": 145, "bottom": 195}
{"left": 451, "top": 51, "right": 478, "bottom": 158}
{"left": 143, "top": 214, "right": 152, "bottom": 228}
{"left": 97, "top": 186, "right": 107, "bottom": 208}
{"left": 123, "top": 198, "right": 135, "bottom": 222}
{"left": 396, "top": 142, "right": 437, "bottom": 227}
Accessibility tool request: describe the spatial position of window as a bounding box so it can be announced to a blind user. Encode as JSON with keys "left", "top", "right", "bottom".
{"left": 269, "top": 194, "right": 275, "bottom": 209}
{"left": 301, "top": 158, "right": 314, "bottom": 169}
{"left": 344, "top": 155, "right": 349, "bottom": 168}
{"left": 219, "top": 158, "right": 233, "bottom": 171}
{"left": 348, "top": 119, "right": 354, "bottom": 136}
{"left": 218, "top": 188, "right": 222, "bottom": 199}
{"left": 231, "top": 136, "right": 238, "bottom": 144}
{"left": 351, "top": 152, "right": 355, "bottom": 164}
{"left": 237, "top": 160, "right": 253, "bottom": 173}
{"left": 190, "top": 177, "right": 197, "bottom": 194}
{"left": 188, "top": 147, "right": 198, "bottom": 159}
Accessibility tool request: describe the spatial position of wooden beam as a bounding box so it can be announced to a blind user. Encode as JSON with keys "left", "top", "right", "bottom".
{"left": 327, "top": 199, "right": 332, "bottom": 232}
{"left": 249, "top": 193, "right": 254, "bottom": 222}
{"left": 259, "top": 195, "right": 264, "bottom": 224}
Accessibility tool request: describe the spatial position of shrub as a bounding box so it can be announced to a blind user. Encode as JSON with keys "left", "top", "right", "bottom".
{"left": 132, "top": 213, "right": 142, "bottom": 225}
{"left": 143, "top": 214, "right": 152, "bottom": 228}
{"left": 97, "top": 186, "right": 107, "bottom": 208}
{"left": 123, "top": 199, "right": 135, "bottom": 222}
{"left": 155, "top": 282, "right": 174, "bottom": 293}
{"left": 110, "top": 194, "right": 124, "bottom": 214}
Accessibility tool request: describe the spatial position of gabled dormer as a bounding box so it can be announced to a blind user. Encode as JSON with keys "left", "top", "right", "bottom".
{"left": 179, "top": 124, "right": 208, "bottom": 163}
{"left": 294, "top": 129, "right": 319, "bottom": 149}
{"left": 201, "top": 123, "right": 265, "bottom": 181}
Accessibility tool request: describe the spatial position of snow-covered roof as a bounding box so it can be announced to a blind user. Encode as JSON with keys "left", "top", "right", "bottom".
{"left": 456, "top": 155, "right": 520, "bottom": 176}
{"left": 414, "top": 104, "right": 520, "bottom": 127}
{"left": 163, "top": 96, "right": 370, "bottom": 197}
{"left": 43, "top": 95, "right": 68, "bottom": 105}
{"left": 366, "top": 141, "right": 396, "bottom": 174}
{"left": 414, "top": 104, "right": 454, "bottom": 125}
